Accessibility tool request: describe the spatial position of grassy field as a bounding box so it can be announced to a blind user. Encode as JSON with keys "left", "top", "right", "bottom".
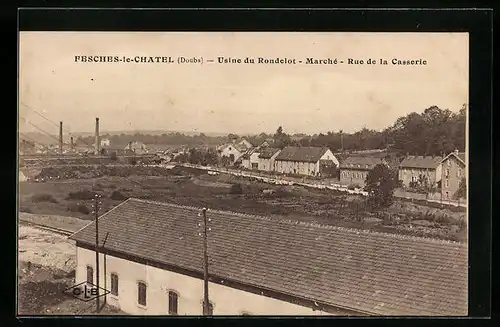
{"left": 18, "top": 166, "right": 467, "bottom": 242}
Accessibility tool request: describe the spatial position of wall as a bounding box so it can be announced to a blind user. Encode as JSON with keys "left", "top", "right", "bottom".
{"left": 220, "top": 146, "right": 243, "bottom": 163}
{"left": 258, "top": 151, "right": 280, "bottom": 172}
{"left": 339, "top": 169, "right": 369, "bottom": 187}
{"left": 320, "top": 150, "right": 340, "bottom": 167}
{"left": 441, "top": 156, "right": 466, "bottom": 200}
{"left": 398, "top": 167, "right": 439, "bottom": 188}
{"left": 274, "top": 160, "right": 318, "bottom": 176}
{"left": 76, "top": 247, "right": 337, "bottom": 316}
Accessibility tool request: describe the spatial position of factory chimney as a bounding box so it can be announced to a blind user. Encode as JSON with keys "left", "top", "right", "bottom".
{"left": 70, "top": 136, "right": 74, "bottom": 152}
{"left": 59, "top": 121, "right": 63, "bottom": 154}
{"left": 95, "top": 117, "right": 100, "bottom": 155}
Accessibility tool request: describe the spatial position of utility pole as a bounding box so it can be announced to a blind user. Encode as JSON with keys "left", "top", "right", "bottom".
{"left": 201, "top": 208, "right": 211, "bottom": 315}
{"left": 93, "top": 193, "right": 101, "bottom": 312}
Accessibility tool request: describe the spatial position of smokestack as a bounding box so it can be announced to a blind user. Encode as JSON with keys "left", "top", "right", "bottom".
{"left": 59, "top": 122, "right": 63, "bottom": 154}
{"left": 70, "top": 137, "right": 74, "bottom": 151}
{"left": 95, "top": 117, "right": 100, "bottom": 155}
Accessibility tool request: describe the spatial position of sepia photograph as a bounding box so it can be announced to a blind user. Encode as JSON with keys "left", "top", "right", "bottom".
{"left": 17, "top": 31, "right": 468, "bottom": 316}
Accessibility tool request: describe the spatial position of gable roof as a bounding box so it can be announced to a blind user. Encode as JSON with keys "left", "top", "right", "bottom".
{"left": 399, "top": 155, "right": 443, "bottom": 169}
{"left": 275, "top": 146, "right": 329, "bottom": 163}
{"left": 441, "top": 151, "right": 466, "bottom": 166}
{"left": 258, "top": 147, "right": 281, "bottom": 159}
{"left": 70, "top": 198, "right": 467, "bottom": 316}
{"left": 339, "top": 156, "right": 384, "bottom": 170}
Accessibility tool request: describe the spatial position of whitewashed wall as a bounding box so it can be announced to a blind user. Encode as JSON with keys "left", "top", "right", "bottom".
{"left": 76, "top": 247, "right": 337, "bottom": 316}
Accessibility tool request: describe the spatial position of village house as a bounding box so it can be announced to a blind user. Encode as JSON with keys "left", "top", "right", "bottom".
{"left": 440, "top": 150, "right": 466, "bottom": 200}
{"left": 236, "top": 138, "right": 254, "bottom": 152}
{"left": 241, "top": 149, "right": 261, "bottom": 170}
{"left": 125, "top": 141, "right": 148, "bottom": 155}
{"left": 69, "top": 198, "right": 467, "bottom": 316}
{"left": 273, "top": 147, "right": 339, "bottom": 177}
{"left": 339, "top": 156, "right": 385, "bottom": 187}
{"left": 257, "top": 148, "right": 281, "bottom": 172}
{"left": 258, "top": 138, "right": 274, "bottom": 149}
{"left": 218, "top": 143, "right": 246, "bottom": 164}
{"left": 398, "top": 155, "right": 443, "bottom": 188}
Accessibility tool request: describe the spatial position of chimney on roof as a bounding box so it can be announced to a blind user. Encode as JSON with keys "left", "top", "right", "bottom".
{"left": 59, "top": 121, "right": 63, "bottom": 154}
{"left": 95, "top": 117, "right": 100, "bottom": 155}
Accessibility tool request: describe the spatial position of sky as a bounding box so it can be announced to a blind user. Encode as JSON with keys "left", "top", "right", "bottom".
{"left": 18, "top": 32, "right": 469, "bottom": 136}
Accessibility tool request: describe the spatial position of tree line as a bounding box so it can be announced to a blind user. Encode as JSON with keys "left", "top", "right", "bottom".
{"left": 76, "top": 105, "right": 466, "bottom": 157}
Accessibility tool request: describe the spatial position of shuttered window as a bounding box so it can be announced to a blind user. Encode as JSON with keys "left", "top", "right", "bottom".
{"left": 168, "top": 291, "right": 179, "bottom": 315}
{"left": 110, "top": 273, "right": 118, "bottom": 296}
{"left": 138, "top": 282, "right": 147, "bottom": 306}
{"left": 86, "top": 266, "right": 93, "bottom": 284}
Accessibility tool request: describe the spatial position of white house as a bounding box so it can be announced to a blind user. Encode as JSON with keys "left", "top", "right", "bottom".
{"left": 236, "top": 138, "right": 254, "bottom": 152}
{"left": 69, "top": 198, "right": 467, "bottom": 316}
{"left": 257, "top": 148, "right": 281, "bottom": 172}
{"left": 218, "top": 144, "right": 245, "bottom": 164}
{"left": 242, "top": 149, "right": 261, "bottom": 170}
{"left": 101, "top": 138, "right": 111, "bottom": 148}
{"left": 274, "top": 147, "right": 339, "bottom": 177}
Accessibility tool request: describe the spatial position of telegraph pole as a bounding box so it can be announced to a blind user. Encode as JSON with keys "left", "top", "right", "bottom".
{"left": 201, "top": 208, "right": 210, "bottom": 315}
{"left": 93, "top": 193, "right": 101, "bottom": 312}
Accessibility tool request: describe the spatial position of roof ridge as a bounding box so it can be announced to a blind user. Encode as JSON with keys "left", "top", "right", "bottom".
{"left": 128, "top": 198, "right": 465, "bottom": 246}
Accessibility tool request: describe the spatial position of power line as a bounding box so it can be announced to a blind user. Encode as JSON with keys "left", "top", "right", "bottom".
{"left": 20, "top": 102, "right": 94, "bottom": 149}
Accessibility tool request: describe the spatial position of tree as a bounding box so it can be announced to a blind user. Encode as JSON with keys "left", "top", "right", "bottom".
{"left": 455, "top": 178, "right": 466, "bottom": 199}
{"left": 365, "top": 164, "right": 398, "bottom": 208}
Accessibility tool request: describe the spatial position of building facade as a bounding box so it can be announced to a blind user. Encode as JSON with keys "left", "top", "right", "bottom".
{"left": 242, "top": 150, "right": 261, "bottom": 170}
{"left": 398, "top": 156, "right": 443, "bottom": 188}
{"left": 76, "top": 246, "right": 335, "bottom": 316}
{"left": 125, "top": 141, "right": 148, "bottom": 155}
{"left": 440, "top": 150, "right": 466, "bottom": 200}
{"left": 69, "top": 198, "right": 468, "bottom": 316}
{"left": 257, "top": 148, "right": 281, "bottom": 172}
{"left": 273, "top": 147, "right": 339, "bottom": 177}
{"left": 219, "top": 144, "right": 244, "bottom": 164}
{"left": 339, "top": 156, "right": 384, "bottom": 187}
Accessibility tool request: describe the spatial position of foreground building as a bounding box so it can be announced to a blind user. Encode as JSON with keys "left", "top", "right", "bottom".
{"left": 273, "top": 147, "right": 339, "bottom": 177}
{"left": 440, "top": 150, "right": 466, "bottom": 200}
{"left": 398, "top": 155, "right": 443, "bottom": 188}
{"left": 69, "top": 198, "right": 467, "bottom": 316}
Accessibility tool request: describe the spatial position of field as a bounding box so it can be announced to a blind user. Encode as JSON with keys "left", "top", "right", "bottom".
{"left": 18, "top": 165, "right": 467, "bottom": 242}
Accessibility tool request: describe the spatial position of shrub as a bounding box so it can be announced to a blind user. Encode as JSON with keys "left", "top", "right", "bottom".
{"left": 230, "top": 183, "right": 243, "bottom": 194}
{"left": 67, "top": 190, "right": 95, "bottom": 200}
{"left": 110, "top": 190, "right": 127, "bottom": 201}
{"left": 31, "top": 193, "right": 58, "bottom": 203}
{"left": 67, "top": 203, "right": 91, "bottom": 215}
{"left": 347, "top": 184, "right": 359, "bottom": 190}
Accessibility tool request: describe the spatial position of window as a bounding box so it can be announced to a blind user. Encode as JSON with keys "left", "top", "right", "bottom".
{"left": 110, "top": 273, "right": 119, "bottom": 296}
{"left": 445, "top": 179, "right": 449, "bottom": 188}
{"left": 86, "top": 266, "right": 93, "bottom": 284}
{"left": 168, "top": 291, "right": 179, "bottom": 315}
{"left": 138, "top": 282, "right": 147, "bottom": 306}
{"left": 457, "top": 168, "right": 462, "bottom": 177}
{"left": 447, "top": 159, "right": 451, "bottom": 166}
{"left": 445, "top": 169, "right": 450, "bottom": 177}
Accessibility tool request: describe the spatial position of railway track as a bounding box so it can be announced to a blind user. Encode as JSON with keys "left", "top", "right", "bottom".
{"left": 19, "top": 220, "right": 74, "bottom": 236}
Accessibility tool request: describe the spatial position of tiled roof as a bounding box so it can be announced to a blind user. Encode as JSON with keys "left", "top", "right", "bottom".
{"left": 275, "top": 147, "right": 329, "bottom": 163}
{"left": 399, "top": 156, "right": 443, "bottom": 169}
{"left": 70, "top": 199, "right": 467, "bottom": 316}
{"left": 339, "top": 156, "right": 384, "bottom": 170}
{"left": 258, "top": 148, "right": 281, "bottom": 159}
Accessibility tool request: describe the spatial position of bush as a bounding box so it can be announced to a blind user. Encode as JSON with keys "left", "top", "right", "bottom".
{"left": 31, "top": 193, "right": 58, "bottom": 203}
{"left": 67, "top": 190, "right": 95, "bottom": 200}
{"left": 110, "top": 190, "right": 127, "bottom": 201}
{"left": 230, "top": 183, "right": 243, "bottom": 194}
{"left": 67, "top": 203, "right": 91, "bottom": 215}
{"left": 347, "top": 184, "right": 360, "bottom": 190}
